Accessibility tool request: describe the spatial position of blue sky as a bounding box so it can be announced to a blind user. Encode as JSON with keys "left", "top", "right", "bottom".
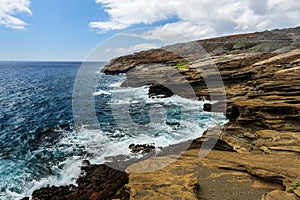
{"left": 0, "top": 0, "right": 300, "bottom": 61}
{"left": 0, "top": 0, "right": 112, "bottom": 61}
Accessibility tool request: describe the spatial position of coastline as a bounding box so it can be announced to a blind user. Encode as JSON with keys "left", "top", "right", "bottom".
{"left": 30, "top": 27, "right": 300, "bottom": 199}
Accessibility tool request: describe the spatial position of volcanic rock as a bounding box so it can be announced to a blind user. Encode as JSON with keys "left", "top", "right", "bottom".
{"left": 129, "top": 143, "right": 156, "bottom": 154}
{"left": 32, "top": 164, "right": 129, "bottom": 200}
{"left": 102, "top": 26, "right": 300, "bottom": 199}
{"left": 148, "top": 84, "right": 174, "bottom": 98}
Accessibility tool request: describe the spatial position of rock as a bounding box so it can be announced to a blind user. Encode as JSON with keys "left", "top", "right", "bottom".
{"left": 148, "top": 84, "right": 174, "bottom": 98}
{"left": 203, "top": 102, "right": 226, "bottom": 113}
{"left": 225, "top": 105, "right": 240, "bottom": 122}
{"left": 101, "top": 26, "right": 300, "bottom": 199}
{"left": 129, "top": 143, "right": 155, "bottom": 154}
{"left": 203, "top": 103, "right": 212, "bottom": 112}
{"left": 32, "top": 164, "right": 129, "bottom": 200}
{"left": 82, "top": 160, "right": 90, "bottom": 166}
{"left": 262, "top": 190, "right": 298, "bottom": 200}
{"left": 125, "top": 147, "right": 286, "bottom": 200}
{"left": 102, "top": 49, "right": 184, "bottom": 75}
{"left": 20, "top": 197, "right": 30, "bottom": 200}
{"left": 126, "top": 156, "right": 200, "bottom": 199}
{"left": 294, "top": 187, "right": 300, "bottom": 198}
{"left": 28, "top": 124, "right": 72, "bottom": 148}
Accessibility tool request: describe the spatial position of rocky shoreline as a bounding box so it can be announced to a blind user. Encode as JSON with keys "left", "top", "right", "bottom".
{"left": 30, "top": 27, "right": 300, "bottom": 199}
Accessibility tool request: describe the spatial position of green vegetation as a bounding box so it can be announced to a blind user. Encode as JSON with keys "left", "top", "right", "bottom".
{"left": 176, "top": 62, "right": 189, "bottom": 70}
{"left": 292, "top": 182, "right": 300, "bottom": 188}
{"left": 286, "top": 182, "right": 300, "bottom": 193}
{"left": 233, "top": 40, "right": 247, "bottom": 49}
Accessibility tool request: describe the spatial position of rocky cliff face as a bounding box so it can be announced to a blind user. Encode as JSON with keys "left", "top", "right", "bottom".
{"left": 102, "top": 27, "right": 300, "bottom": 199}
{"left": 31, "top": 27, "right": 300, "bottom": 199}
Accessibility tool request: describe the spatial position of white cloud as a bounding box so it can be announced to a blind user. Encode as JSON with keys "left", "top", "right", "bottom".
{"left": 123, "top": 22, "right": 216, "bottom": 43}
{"left": 106, "top": 43, "right": 160, "bottom": 55}
{"left": 0, "top": 0, "right": 32, "bottom": 30}
{"left": 91, "top": 0, "right": 300, "bottom": 40}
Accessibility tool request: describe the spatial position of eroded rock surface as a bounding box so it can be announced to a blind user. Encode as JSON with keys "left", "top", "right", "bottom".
{"left": 102, "top": 27, "right": 300, "bottom": 199}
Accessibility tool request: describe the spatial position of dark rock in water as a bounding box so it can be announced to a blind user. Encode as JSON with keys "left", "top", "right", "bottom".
{"left": 29, "top": 124, "right": 73, "bottom": 148}
{"left": 32, "top": 185, "right": 76, "bottom": 200}
{"left": 82, "top": 160, "right": 90, "bottom": 166}
{"left": 32, "top": 164, "right": 129, "bottom": 200}
{"left": 203, "top": 103, "right": 212, "bottom": 112}
{"left": 203, "top": 102, "right": 226, "bottom": 113}
{"left": 129, "top": 143, "right": 156, "bottom": 154}
{"left": 20, "top": 197, "right": 30, "bottom": 200}
{"left": 148, "top": 84, "right": 174, "bottom": 98}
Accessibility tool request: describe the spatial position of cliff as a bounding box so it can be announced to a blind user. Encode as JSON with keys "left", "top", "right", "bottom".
{"left": 32, "top": 27, "right": 300, "bottom": 199}
{"left": 103, "top": 26, "right": 300, "bottom": 200}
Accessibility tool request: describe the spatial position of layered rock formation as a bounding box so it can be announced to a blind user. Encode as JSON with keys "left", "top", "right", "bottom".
{"left": 102, "top": 27, "right": 300, "bottom": 199}
{"left": 31, "top": 27, "right": 300, "bottom": 199}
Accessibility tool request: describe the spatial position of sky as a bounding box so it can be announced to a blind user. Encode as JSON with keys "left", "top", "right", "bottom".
{"left": 0, "top": 0, "right": 300, "bottom": 61}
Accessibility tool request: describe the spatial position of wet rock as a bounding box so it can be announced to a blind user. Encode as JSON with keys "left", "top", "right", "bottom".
{"left": 29, "top": 124, "right": 73, "bottom": 148}
{"left": 226, "top": 105, "right": 240, "bottom": 122}
{"left": 148, "top": 84, "right": 174, "bottom": 98}
{"left": 32, "top": 185, "right": 76, "bottom": 200}
{"left": 203, "top": 103, "right": 212, "bottom": 112}
{"left": 82, "top": 160, "right": 90, "bottom": 167}
{"left": 129, "top": 143, "right": 156, "bottom": 154}
{"left": 32, "top": 164, "right": 129, "bottom": 200}
{"left": 203, "top": 102, "right": 226, "bottom": 113}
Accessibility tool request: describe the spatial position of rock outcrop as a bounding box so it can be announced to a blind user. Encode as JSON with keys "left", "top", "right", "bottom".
{"left": 32, "top": 164, "right": 129, "bottom": 200}
{"left": 101, "top": 26, "right": 300, "bottom": 199}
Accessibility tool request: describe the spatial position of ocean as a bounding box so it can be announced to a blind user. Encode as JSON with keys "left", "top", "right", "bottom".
{"left": 0, "top": 61, "right": 227, "bottom": 199}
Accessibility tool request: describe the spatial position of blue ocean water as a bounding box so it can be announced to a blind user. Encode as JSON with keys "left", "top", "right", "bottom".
{"left": 0, "top": 62, "right": 81, "bottom": 199}
{"left": 0, "top": 61, "right": 227, "bottom": 199}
